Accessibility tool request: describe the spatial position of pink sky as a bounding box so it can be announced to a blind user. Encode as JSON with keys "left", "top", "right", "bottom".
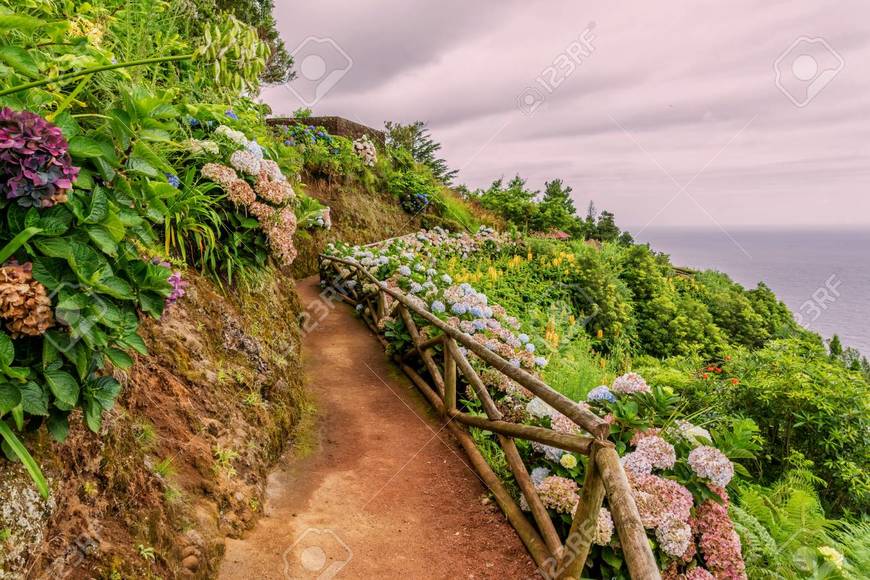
{"left": 263, "top": 0, "right": 870, "bottom": 228}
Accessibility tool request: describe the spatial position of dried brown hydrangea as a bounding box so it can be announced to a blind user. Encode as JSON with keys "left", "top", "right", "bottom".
{"left": 200, "top": 163, "right": 238, "bottom": 187}
{"left": 0, "top": 261, "right": 54, "bottom": 337}
{"left": 254, "top": 170, "right": 295, "bottom": 204}
{"left": 227, "top": 179, "right": 256, "bottom": 206}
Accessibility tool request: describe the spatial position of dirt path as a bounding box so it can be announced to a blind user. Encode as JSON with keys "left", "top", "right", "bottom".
{"left": 219, "top": 276, "right": 536, "bottom": 579}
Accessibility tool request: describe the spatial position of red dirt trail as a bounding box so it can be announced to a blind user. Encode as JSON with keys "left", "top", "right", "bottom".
{"left": 218, "top": 276, "right": 536, "bottom": 579}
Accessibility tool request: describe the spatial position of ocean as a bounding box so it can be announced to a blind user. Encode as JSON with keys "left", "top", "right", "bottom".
{"left": 633, "top": 227, "right": 870, "bottom": 356}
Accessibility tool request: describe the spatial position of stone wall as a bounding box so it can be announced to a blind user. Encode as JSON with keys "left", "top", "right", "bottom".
{"left": 267, "top": 116, "right": 386, "bottom": 146}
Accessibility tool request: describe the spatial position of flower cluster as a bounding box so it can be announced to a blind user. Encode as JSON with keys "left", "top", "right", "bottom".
{"left": 311, "top": 207, "right": 331, "bottom": 229}
{"left": 694, "top": 491, "right": 747, "bottom": 579}
{"left": 0, "top": 261, "right": 54, "bottom": 337}
{"left": 656, "top": 518, "right": 693, "bottom": 558}
{"left": 185, "top": 139, "right": 220, "bottom": 155}
{"left": 627, "top": 470, "right": 694, "bottom": 529}
{"left": 688, "top": 446, "right": 734, "bottom": 488}
{"left": 611, "top": 372, "right": 651, "bottom": 395}
{"left": 336, "top": 228, "right": 544, "bottom": 398}
{"left": 400, "top": 190, "right": 430, "bottom": 214}
{"left": 214, "top": 124, "right": 248, "bottom": 147}
{"left": 672, "top": 419, "right": 712, "bottom": 447}
{"left": 595, "top": 507, "right": 614, "bottom": 546}
{"left": 0, "top": 108, "right": 79, "bottom": 207}
{"left": 153, "top": 260, "right": 188, "bottom": 308}
{"left": 535, "top": 475, "right": 579, "bottom": 514}
{"left": 587, "top": 385, "right": 616, "bottom": 402}
{"left": 200, "top": 126, "right": 301, "bottom": 267}
{"left": 284, "top": 124, "right": 340, "bottom": 153}
{"left": 352, "top": 134, "right": 377, "bottom": 166}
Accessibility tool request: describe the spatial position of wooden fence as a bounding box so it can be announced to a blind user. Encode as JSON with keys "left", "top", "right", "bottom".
{"left": 319, "top": 253, "right": 661, "bottom": 580}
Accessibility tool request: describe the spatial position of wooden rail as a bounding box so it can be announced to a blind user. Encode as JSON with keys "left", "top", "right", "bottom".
{"left": 318, "top": 254, "right": 661, "bottom": 580}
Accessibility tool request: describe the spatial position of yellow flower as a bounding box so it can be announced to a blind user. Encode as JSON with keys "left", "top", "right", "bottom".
{"left": 568, "top": 315, "right": 576, "bottom": 325}
{"left": 560, "top": 454, "right": 578, "bottom": 469}
{"left": 818, "top": 546, "right": 844, "bottom": 570}
{"left": 596, "top": 329, "right": 604, "bottom": 339}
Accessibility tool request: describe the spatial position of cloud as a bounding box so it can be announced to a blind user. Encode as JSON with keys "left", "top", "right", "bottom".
{"left": 266, "top": 0, "right": 870, "bottom": 227}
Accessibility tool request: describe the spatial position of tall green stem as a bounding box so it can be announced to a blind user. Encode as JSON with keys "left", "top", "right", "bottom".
{"left": 0, "top": 54, "right": 194, "bottom": 97}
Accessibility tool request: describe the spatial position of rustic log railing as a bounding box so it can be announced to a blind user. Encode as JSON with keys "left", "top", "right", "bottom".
{"left": 318, "top": 253, "right": 661, "bottom": 580}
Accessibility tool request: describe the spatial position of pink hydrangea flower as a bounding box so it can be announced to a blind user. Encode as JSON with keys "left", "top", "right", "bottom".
{"left": 621, "top": 451, "right": 654, "bottom": 475}
{"left": 611, "top": 372, "right": 651, "bottom": 395}
{"left": 656, "top": 517, "right": 693, "bottom": 557}
{"left": 627, "top": 471, "right": 693, "bottom": 528}
{"left": 695, "top": 492, "right": 747, "bottom": 580}
{"left": 688, "top": 446, "right": 734, "bottom": 488}
{"left": 536, "top": 476, "right": 579, "bottom": 514}
{"left": 621, "top": 434, "right": 676, "bottom": 475}
{"left": 594, "top": 507, "right": 614, "bottom": 546}
{"left": 635, "top": 435, "right": 676, "bottom": 470}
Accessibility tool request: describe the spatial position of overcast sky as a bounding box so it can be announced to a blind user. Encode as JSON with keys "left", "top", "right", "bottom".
{"left": 263, "top": 1, "right": 870, "bottom": 229}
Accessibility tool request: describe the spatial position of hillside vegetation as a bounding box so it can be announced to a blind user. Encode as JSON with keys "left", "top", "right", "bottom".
{"left": 1, "top": 1, "right": 868, "bottom": 579}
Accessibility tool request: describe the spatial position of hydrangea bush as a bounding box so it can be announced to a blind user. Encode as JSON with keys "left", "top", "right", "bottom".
{"left": 198, "top": 123, "right": 299, "bottom": 267}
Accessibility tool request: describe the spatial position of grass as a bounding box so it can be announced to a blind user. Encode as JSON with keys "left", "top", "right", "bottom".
{"left": 436, "top": 188, "right": 479, "bottom": 231}
{"left": 213, "top": 445, "right": 240, "bottom": 478}
{"left": 153, "top": 457, "right": 176, "bottom": 479}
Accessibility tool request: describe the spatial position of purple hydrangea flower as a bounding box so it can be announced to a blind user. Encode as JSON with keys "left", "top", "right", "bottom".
{"left": 0, "top": 108, "right": 79, "bottom": 207}
{"left": 225, "top": 109, "right": 239, "bottom": 120}
{"left": 165, "top": 173, "right": 181, "bottom": 188}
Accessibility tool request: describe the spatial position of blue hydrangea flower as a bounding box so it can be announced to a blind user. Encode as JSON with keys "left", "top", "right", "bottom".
{"left": 509, "top": 358, "right": 521, "bottom": 368}
{"left": 426, "top": 268, "right": 438, "bottom": 277}
{"left": 451, "top": 303, "right": 468, "bottom": 315}
{"left": 472, "top": 319, "right": 487, "bottom": 331}
{"left": 441, "top": 274, "right": 453, "bottom": 284}
{"left": 431, "top": 300, "right": 446, "bottom": 314}
{"left": 525, "top": 343, "right": 536, "bottom": 353}
{"left": 587, "top": 385, "right": 616, "bottom": 403}
{"left": 531, "top": 467, "right": 551, "bottom": 486}
{"left": 409, "top": 282, "right": 423, "bottom": 294}
{"left": 246, "top": 140, "right": 264, "bottom": 160}
{"left": 534, "top": 356, "right": 548, "bottom": 367}
{"left": 469, "top": 306, "right": 484, "bottom": 318}
{"left": 165, "top": 173, "right": 180, "bottom": 188}
{"left": 398, "top": 266, "right": 411, "bottom": 277}
{"left": 225, "top": 109, "right": 239, "bottom": 120}
{"left": 518, "top": 334, "right": 530, "bottom": 344}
